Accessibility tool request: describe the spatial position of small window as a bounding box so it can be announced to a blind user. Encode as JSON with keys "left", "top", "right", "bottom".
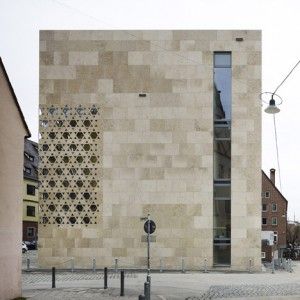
{"left": 27, "top": 185, "right": 36, "bottom": 196}
{"left": 24, "top": 167, "right": 31, "bottom": 174}
{"left": 27, "top": 206, "right": 36, "bottom": 217}
{"left": 262, "top": 218, "right": 267, "bottom": 225}
{"left": 265, "top": 191, "right": 270, "bottom": 198}
{"left": 27, "top": 227, "right": 35, "bottom": 238}
{"left": 272, "top": 203, "right": 277, "bottom": 212}
{"left": 274, "top": 231, "right": 278, "bottom": 243}
{"left": 261, "top": 252, "right": 266, "bottom": 259}
{"left": 272, "top": 217, "right": 277, "bottom": 225}
{"left": 262, "top": 204, "right": 267, "bottom": 212}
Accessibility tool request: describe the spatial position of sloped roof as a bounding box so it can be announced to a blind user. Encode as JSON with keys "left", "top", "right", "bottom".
{"left": 0, "top": 57, "right": 31, "bottom": 138}
{"left": 262, "top": 170, "right": 288, "bottom": 203}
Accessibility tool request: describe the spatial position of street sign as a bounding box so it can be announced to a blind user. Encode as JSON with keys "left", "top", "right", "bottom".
{"left": 144, "top": 220, "right": 156, "bottom": 234}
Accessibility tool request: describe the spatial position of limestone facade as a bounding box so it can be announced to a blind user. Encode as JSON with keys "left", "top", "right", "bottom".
{"left": 38, "top": 30, "right": 261, "bottom": 271}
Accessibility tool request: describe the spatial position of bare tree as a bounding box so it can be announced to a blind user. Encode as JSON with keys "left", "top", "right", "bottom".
{"left": 287, "top": 223, "right": 300, "bottom": 258}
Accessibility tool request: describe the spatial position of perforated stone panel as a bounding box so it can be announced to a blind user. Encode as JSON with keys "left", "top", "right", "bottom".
{"left": 39, "top": 104, "right": 102, "bottom": 227}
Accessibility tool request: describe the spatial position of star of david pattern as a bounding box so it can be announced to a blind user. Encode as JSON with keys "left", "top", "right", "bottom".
{"left": 38, "top": 104, "right": 102, "bottom": 226}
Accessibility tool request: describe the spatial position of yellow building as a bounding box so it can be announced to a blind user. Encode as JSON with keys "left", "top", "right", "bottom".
{"left": 23, "top": 139, "right": 39, "bottom": 242}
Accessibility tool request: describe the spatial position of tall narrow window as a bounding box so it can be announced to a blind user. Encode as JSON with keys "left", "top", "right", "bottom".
{"left": 213, "top": 52, "right": 231, "bottom": 266}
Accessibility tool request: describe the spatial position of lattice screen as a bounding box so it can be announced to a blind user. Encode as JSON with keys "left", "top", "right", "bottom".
{"left": 39, "top": 105, "right": 102, "bottom": 226}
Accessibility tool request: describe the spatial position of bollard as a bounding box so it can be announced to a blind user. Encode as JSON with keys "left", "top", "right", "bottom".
{"left": 104, "top": 267, "right": 108, "bottom": 289}
{"left": 248, "top": 258, "right": 252, "bottom": 273}
{"left": 115, "top": 258, "right": 118, "bottom": 273}
{"left": 144, "top": 281, "right": 150, "bottom": 300}
{"left": 27, "top": 258, "right": 30, "bottom": 270}
{"left": 181, "top": 257, "right": 185, "bottom": 273}
{"left": 52, "top": 267, "right": 56, "bottom": 288}
{"left": 93, "top": 258, "right": 96, "bottom": 272}
{"left": 139, "top": 295, "right": 145, "bottom": 300}
{"left": 71, "top": 257, "right": 74, "bottom": 272}
{"left": 289, "top": 259, "right": 293, "bottom": 273}
{"left": 160, "top": 258, "right": 163, "bottom": 273}
{"left": 271, "top": 258, "right": 275, "bottom": 274}
{"left": 120, "top": 270, "right": 125, "bottom": 296}
{"left": 204, "top": 258, "right": 208, "bottom": 273}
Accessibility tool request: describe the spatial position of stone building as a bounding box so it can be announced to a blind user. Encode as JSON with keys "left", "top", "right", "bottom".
{"left": 261, "top": 168, "right": 288, "bottom": 261}
{"left": 38, "top": 30, "right": 261, "bottom": 271}
{"left": 0, "top": 58, "right": 31, "bottom": 300}
{"left": 23, "top": 139, "right": 39, "bottom": 243}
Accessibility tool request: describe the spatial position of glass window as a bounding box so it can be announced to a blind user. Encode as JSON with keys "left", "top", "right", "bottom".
{"left": 214, "top": 184, "right": 230, "bottom": 199}
{"left": 27, "top": 227, "right": 35, "bottom": 238}
{"left": 272, "top": 217, "right": 277, "bottom": 225}
{"left": 214, "top": 53, "right": 232, "bottom": 120}
{"left": 262, "top": 218, "right": 267, "bottom": 225}
{"left": 27, "top": 185, "right": 36, "bottom": 196}
{"left": 214, "top": 140, "right": 231, "bottom": 180}
{"left": 262, "top": 204, "right": 267, "bottom": 211}
{"left": 272, "top": 203, "right": 277, "bottom": 212}
{"left": 214, "top": 200, "right": 231, "bottom": 241}
{"left": 274, "top": 231, "right": 278, "bottom": 243}
{"left": 265, "top": 191, "right": 270, "bottom": 198}
{"left": 27, "top": 206, "right": 35, "bottom": 217}
{"left": 214, "top": 245, "right": 231, "bottom": 265}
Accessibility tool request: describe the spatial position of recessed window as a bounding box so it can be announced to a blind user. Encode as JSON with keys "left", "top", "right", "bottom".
{"left": 272, "top": 217, "right": 277, "bottom": 226}
{"left": 261, "top": 252, "right": 266, "bottom": 259}
{"left": 274, "top": 231, "right": 278, "bottom": 243}
{"left": 262, "top": 218, "right": 267, "bottom": 225}
{"left": 27, "top": 184, "right": 36, "bottom": 196}
{"left": 272, "top": 203, "right": 277, "bottom": 212}
{"left": 27, "top": 206, "right": 36, "bottom": 217}
{"left": 24, "top": 167, "right": 31, "bottom": 174}
{"left": 262, "top": 204, "right": 267, "bottom": 212}
{"left": 265, "top": 191, "right": 270, "bottom": 198}
{"left": 27, "top": 227, "right": 35, "bottom": 238}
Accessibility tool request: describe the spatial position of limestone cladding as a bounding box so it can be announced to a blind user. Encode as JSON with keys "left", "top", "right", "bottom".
{"left": 38, "top": 30, "right": 261, "bottom": 271}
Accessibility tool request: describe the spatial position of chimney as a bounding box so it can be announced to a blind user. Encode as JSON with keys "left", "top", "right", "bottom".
{"left": 270, "top": 168, "right": 275, "bottom": 185}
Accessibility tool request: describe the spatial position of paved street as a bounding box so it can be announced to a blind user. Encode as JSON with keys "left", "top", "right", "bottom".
{"left": 22, "top": 258, "right": 300, "bottom": 299}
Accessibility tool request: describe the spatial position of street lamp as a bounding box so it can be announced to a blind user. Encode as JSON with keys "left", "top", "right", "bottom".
{"left": 264, "top": 97, "right": 280, "bottom": 114}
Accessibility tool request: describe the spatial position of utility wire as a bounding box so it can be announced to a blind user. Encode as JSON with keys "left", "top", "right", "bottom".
{"left": 51, "top": 0, "right": 203, "bottom": 65}
{"left": 273, "top": 59, "right": 300, "bottom": 95}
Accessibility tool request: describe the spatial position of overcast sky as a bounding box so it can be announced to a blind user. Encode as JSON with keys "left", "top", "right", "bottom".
{"left": 1, "top": 0, "right": 299, "bottom": 220}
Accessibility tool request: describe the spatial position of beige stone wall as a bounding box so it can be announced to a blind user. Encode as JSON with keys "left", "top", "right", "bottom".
{"left": 0, "top": 64, "right": 28, "bottom": 299}
{"left": 39, "top": 30, "right": 261, "bottom": 271}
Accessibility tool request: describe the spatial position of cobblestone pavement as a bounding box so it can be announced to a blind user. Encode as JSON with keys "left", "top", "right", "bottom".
{"left": 187, "top": 283, "right": 300, "bottom": 299}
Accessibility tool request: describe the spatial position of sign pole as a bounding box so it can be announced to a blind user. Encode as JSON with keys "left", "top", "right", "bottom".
{"left": 147, "top": 213, "right": 150, "bottom": 279}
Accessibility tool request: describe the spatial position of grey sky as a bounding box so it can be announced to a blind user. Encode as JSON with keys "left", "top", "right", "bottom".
{"left": 0, "top": 0, "right": 299, "bottom": 219}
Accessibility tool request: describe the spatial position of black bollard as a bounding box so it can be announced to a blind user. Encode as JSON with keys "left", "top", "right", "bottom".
{"left": 104, "top": 267, "right": 108, "bottom": 289}
{"left": 52, "top": 267, "right": 56, "bottom": 288}
{"left": 120, "top": 270, "right": 125, "bottom": 296}
{"left": 139, "top": 295, "right": 145, "bottom": 300}
{"left": 144, "top": 281, "right": 150, "bottom": 300}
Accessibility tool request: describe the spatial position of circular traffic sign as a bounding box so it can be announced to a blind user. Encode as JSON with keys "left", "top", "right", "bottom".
{"left": 144, "top": 220, "right": 156, "bottom": 234}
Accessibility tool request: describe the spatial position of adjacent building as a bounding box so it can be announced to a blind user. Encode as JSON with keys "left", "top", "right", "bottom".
{"left": 261, "top": 168, "right": 288, "bottom": 261}
{"left": 0, "top": 58, "right": 31, "bottom": 300}
{"left": 38, "top": 30, "right": 261, "bottom": 271}
{"left": 23, "top": 139, "right": 39, "bottom": 242}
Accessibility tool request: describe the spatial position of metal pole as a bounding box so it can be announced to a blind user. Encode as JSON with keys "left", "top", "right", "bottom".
{"left": 93, "top": 258, "right": 96, "bottom": 272}
{"left": 204, "top": 258, "right": 208, "bottom": 273}
{"left": 272, "top": 258, "right": 275, "bottom": 274}
{"left": 52, "top": 267, "right": 56, "bottom": 288}
{"left": 120, "top": 270, "right": 125, "bottom": 296}
{"left": 139, "top": 295, "right": 145, "bottom": 300}
{"left": 144, "top": 281, "right": 150, "bottom": 300}
{"left": 147, "top": 213, "right": 150, "bottom": 277}
{"left": 115, "top": 258, "right": 118, "bottom": 273}
{"left": 27, "top": 258, "right": 30, "bottom": 270}
{"left": 248, "top": 258, "right": 252, "bottom": 273}
{"left": 181, "top": 257, "right": 185, "bottom": 273}
{"left": 160, "top": 258, "right": 163, "bottom": 273}
{"left": 71, "top": 257, "right": 74, "bottom": 272}
{"left": 104, "top": 267, "right": 108, "bottom": 289}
